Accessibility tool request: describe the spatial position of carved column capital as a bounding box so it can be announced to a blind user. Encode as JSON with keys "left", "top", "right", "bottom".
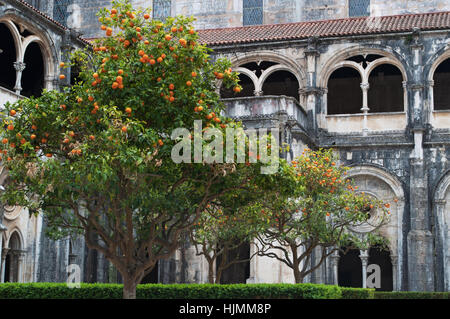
{"left": 13, "top": 61, "right": 26, "bottom": 72}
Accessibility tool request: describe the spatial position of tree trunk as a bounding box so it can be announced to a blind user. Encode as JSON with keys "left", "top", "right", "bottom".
{"left": 208, "top": 261, "right": 215, "bottom": 284}
{"left": 215, "top": 268, "right": 222, "bottom": 284}
{"left": 123, "top": 277, "right": 137, "bottom": 299}
{"left": 293, "top": 268, "right": 304, "bottom": 284}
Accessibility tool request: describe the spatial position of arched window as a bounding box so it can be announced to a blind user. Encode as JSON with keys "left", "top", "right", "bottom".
{"left": 22, "top": 42, "right": 44, "bottom": 98}
{"left": 368, "top": 64, "right": 403, "bottom": 113}
{"left": 0, "top": 23, "right": 17, "bottom": 92}
{"left": 433, "top": 58, "right": 450, "bottom": 110}
{"left": 220, "top": 73, "right": 255, "bottom": 98}
{"left": 327, "top": 67, "right": 362, "bottom": 114}
{"left": 262, "top": 70, "right": 299, "bottom": 101}
{"left": 4, "top": 232, "right": 22, "bottom": 283}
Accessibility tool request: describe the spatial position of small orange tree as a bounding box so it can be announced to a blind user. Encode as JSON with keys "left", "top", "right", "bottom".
{"left": 254, "top": 148, "right": 390, "bottom": 283}
{"left": 0, "top": 0, "right": 277, "bottom": 298}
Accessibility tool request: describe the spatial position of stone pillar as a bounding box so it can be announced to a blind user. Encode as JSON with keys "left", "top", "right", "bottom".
{"left": 16, "top": 250, "right": 25, "bottom": 283}
{"left": 1, "top": 248, "right": 9, "bottom": 283}
{"left": 330, "top": 249, "right": 340, "bottom": 285}
{"left": 391, "top": 255, "right": 399, "bottom": 291}
{"left": 406, "top": 28, "right": 435, "bottom": 292}
{"left": 13, "top": 61, "right": 26, "bottom": 95}
{"left": 360, "top": 82, "right": 370, "bottom": 136}
{"left": 253, "top": 90, "right": 263, "bottom": 96}
{"left": 359, "top": 249, "right": 369, "bottom": 288}
{"left": 303, "top": 37, "right": 320, "bottom": 134}
{"left": 246, "top": 242, "right": 259, "bottom": 284}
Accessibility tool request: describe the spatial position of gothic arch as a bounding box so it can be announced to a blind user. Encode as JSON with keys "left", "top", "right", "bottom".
{"left": 426, "top": 45, "right": 450, "bottom": 82}
{"left": 426, "top": 46, "right": 450, "bottom": 111}
{"left": 433, "top": 170, "right": 450, "bottom": 291}
{"left": 229, "top": 51, "right": 306, "bottom": 93}
{"left": 319, "top": 45, "right": 408, "bottom": 89}
{"left": 345, "top": 165, "right": 405, "bottom": 291}
{"left": 0, "top": 14, "right": 57, "bottom": 92}
{"left": 5, "top": 228, "right": 23, "bottom": 250}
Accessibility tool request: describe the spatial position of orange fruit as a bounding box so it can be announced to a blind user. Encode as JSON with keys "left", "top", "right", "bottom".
{"left": 59, "top": 62, "right": 65, "bottom": 68}
{"left": 144, "top": 14, "right": 150, "bottom": 19}
{"left": 191, "top": 71, "right": 197, "bottom": 77}
{"left": 165, "top": 34, "right": 172, "bottom": 41}
{"left": 7, "top": 125, "right": 13, "bottom": 131}
{"left": 59, "top": 74, "right": 66, "bottom": 80}
{"left": 89, "top": 135, "right": 95, "bottom": 141}
{"left": 125, "top": 107, "right": 132, "bottom": 114}
{"left": 2, "top": 138, "right": 8, "bottom": 144}
{"left": 179, "top": 38, "right": 187, "bottom": 46}
{"left": 186, "top": 81, "right": 192, "bottom": 86}
{"left": 169, "top": 84, "right": 175, "bottom": 90}
{"left": 46, "top": 153, "right": 52, "bottom": 158}
{"left": 121, "top": 126, "right": 127, "bottom": 133}
{"left": 149, "top": 59, "right": 156, "bottom": 65}
{"left": 9, "top": 110, "right": 16, "bottom": 116}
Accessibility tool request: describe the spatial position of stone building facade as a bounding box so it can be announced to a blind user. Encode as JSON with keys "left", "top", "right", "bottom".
{"left": 0, "top": 0, "right": 449, "bottom": 292}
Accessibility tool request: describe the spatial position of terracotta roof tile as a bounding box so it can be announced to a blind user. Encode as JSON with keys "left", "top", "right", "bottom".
{"left": 198, "top": 11, "right": 450, "bottom": 46}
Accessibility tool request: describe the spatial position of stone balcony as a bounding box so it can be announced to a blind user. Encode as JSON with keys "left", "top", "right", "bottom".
{"left": 222, "top": 95, "right": 307, "bottom": 130}
{"left": 0, "top": 86, "right": 23, "bottom": 108}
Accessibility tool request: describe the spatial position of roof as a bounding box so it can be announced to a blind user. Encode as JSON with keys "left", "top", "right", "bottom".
{"left": 198, "top": 11, "right": 450, "bottom": 46}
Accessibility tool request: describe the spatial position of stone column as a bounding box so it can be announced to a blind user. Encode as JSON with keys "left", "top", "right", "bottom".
{"left": 16, "top": 250, "right": 25, "bottom": 283}
{"left": 360, "top": 82, "right": 370, "bottom": 136}
{"left": 1, "top": 248, "right": 9, "bottom": 283}
{"left": 303, "top": 37, "right": 320, "bottom": 133}
{"left": 246, "top": 242, "right": 258, "bottom": 284}
{"left": 391, "top": 255, "right": 399, "bottom": 291}
{"left": 253, "top": 90, "right": 263, "bottom": 96}
{"left": 13, "top": 61, "right": 26, "bottom": 95}
{"left": 330, "top": 249, "right": 340, "bottom": 285}
{"left": 359, "top": 249, "right": 369, "bottom": 288}
{"left": 406, "top": 28, "right": 435, "bottom": 292}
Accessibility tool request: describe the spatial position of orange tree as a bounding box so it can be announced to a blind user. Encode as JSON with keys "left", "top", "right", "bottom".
{"left": 0, "top": 0, "right": 281, "bottom": 298}
{"left": 254, "top": 148, "right": 390, "bottom": 284}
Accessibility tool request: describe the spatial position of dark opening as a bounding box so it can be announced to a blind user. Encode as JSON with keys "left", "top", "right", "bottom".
{"left": 141, "top": 261, "right": 159, "bottom": 284}
{"left": 217, "top": 241, "right": 250, "bottom": 284}
{"left": 328, "top": 67, "right": 362, "bottom": 114}
{"left": 4, "top": 254, "right": 11, "bottom": 282}
{"left": 240, "top": 61, "right": 277, "bottom": 77}
{"left": 6, "top": 232, "right": 21, "bottom": 283}
{"left": 433, "top": 58, "right": 450, "bottom": 110}
{"left": 220, "top": 73, "right": 254, "bottom": 98}
{"left": 22, "top": 42, "right": 44, "bottom": 98}
{"left": 338, "top": 248, "right": 362, "bottom": 288}
{"left": 368, "top": 246, "right": 393, "bottom": 291}
{"left": 346, "top": 54, "right": 383, "bottom": 68}
{"left": 368, "top": 64, "right": 403, "bottom": 113}
{"left": 0, "top": 23, "right": 17, "bottom": 92}
{"left": 70, "top": 62, "right": 81, "bottom": 86}
{"left": 261, "top": 70, "right": 299, "bottom": 101}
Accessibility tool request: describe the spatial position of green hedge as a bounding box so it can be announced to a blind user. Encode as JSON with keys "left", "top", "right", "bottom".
{"left": 0, "top": 283, "right": 343, "bottom": 299}
{"left": 374, "top": 291, "right": 450, "bottom": 299}
{"left": 340, "top": 287, "right": 375, "bottom": 299}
